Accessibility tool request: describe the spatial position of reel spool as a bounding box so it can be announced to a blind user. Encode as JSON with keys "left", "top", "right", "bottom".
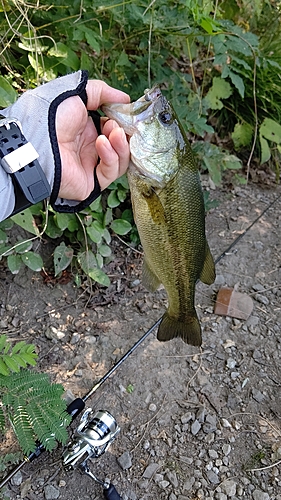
{"left": 63, "top": 408, "right": 122, "bottom": 499}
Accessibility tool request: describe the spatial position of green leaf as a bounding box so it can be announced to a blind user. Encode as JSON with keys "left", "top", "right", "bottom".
{"left": 222, "top": 155, "right": 242, "bottom": 170}
{"left": 0, "top": 219, "right": 13, "bottom": 230}
{"left": 126, "top": 383, "right": 134, "bottom": 394}
{"left": 15, "top": 240, "right": 33, "bottom": 254}
{"left": 44, "top": 216, "right": 64, "bottom": 239}
{"left": 7, "top": 254, "right": 22, "bottom": 274}
{"left": 98, "top": 244, "right": 111, "bottom": 257}
{"left": 227, "top": 71, "right": 245, "bottom": 98}
{"left": 89, "top": 196, "right": 102, "bottom": 212}
{"left": 104, "top": 208, "right": 113, "bottom": 227}
{"left": 0, "top": 76, "right": 17, "bottom": 106}
{"left": 48, "top": 42, "right": 79, "bottom": 70}
{"left": 86, "top": 221, "right": 104, "bottom": 244}
{"left": 259, "top": 136, "right": 271, "bottom": 164}
{"left": 77, "top": 250, "right": 97, "bottom": 275}
{"left": 11, "top": 210, "right": 39, "bottom": 236}
{"left": 107, "top": 190, "right": 120, "bottom": 208}
{"left": 54, "top": 212, "right": 72, "bottom": 231}
{"left": 0, "top": 358, "right": 9, "bottom": 376}
{"left": 111, "top": 219, "right": 132, "bottom": 235}
{"left": 96, "top": 253, "right": 103, "bottom": 268}
{"left": 116, "top": 51, "right": 131, "bottom": 67}
{"left": 88, "top": 268, "right": 110, "bottom": 287}
{"left": 205, "top": 77, "right": 233, "bottom": 110}
{"left": 103, "top": 228, "right": 111, "bottom": 245}
{"left": 81, "top": 26, "right": 100, "bottom": 53}
{"left": 21, "top": 252, "right": 43, "bottom": 272}
{"left": 0, "top": 228, "right": 8, "bottom": 244}
{"left": 0, "top": 335, "right": 7, "bottom": 352}
{"left": 260, "top": 118, "right": 281, "bottom": 144}
{"left": 2, "top": 355, "right": 20, "bottom": 373}
{"left": 53, "top": 242, "right": 74, "bottom": 276}
{"left": 232, "top": 123, "right": 253, "bottom": 149}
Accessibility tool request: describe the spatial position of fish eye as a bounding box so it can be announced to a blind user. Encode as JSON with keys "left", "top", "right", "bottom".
{"left": 158, "top": 111, "right": 173, "bottom": 125}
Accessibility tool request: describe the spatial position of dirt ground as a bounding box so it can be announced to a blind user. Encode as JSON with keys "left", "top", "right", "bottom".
{"left": 0, "top": 180, "right": 281, "bottom": 500}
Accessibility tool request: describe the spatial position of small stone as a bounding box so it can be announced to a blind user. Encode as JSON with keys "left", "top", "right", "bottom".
{"left": 196, "top": 407, "right": 206, "bottom": 423}
{"left": 143, "top": 463, "right": 159, "bottom": 479}
{"left": 206, "top": 470, "right": 220, "bottom": 484}
{"left": 138, "top": 479, "right": 149, "bottom": 489}
{"left": 215, "top": 275, "right": 225, "bottom": 286}
{"left": 11, "top": 471, "right": 22, "bottom": 486}
{"left": 117, "top": 451, "right": 132, "bottom": 470}
{"left": 255, "top": 294, "right": 269, "bottom": 305}
{"left": 253, "top": 490, "right": 270, "bottom": 500}
{"left": 252, "top": 284, "right": 265, "bottom": 292}
{"left": 209, "top": 449, "right": 218, "bottom": 459}
{"left": 221, "top": 418, "right": 232, "bottom": 428}
{"left": 44, "top": 484, "right": 60, "bottom": 500}
{"left": 143, "top": 440, "right": 150, "bottom": 450}
{"left": 222, "top": 444, "right": 231, "bottom": 456}
{"left": 166, "top": 470, "right": 178, "bottom": 488}
{"left": 183, "top": 477, "right": 195, "bottom": 491}
{"left": 226, "top": 358, "right": 236, "bottom": 369}
{"left": 252, "top": 388, "right": 264, "bottom": 403}
{"left": 149, "top": 403, "right": 157, "bottom": 412}
{"left": 221, "top": 480, "right": 237, "bottom": 496}
{"left": 191, "top": 419, "right": 201, "bottom": 435}
{"left": 215, "top": 494, "right": 227, "bottom": 500}
{"left": 181, "top": 412, "right": 193, "bottom": 424}
{"left": 20, "top": 478, "right": 31, "bottom": 497}
{"left": 127, "top": 490, "right": 137, "bottom": 500}
{"left": 154, "top": 473, "right": 164, "bottom": 483}
{"left": 70, "top": 332, "right": 80, "bottom": 344}
{"left": 159, "top": 480, "right": 170, "bottom": 489}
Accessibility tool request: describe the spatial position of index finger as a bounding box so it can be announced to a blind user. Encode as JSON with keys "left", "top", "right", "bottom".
{"left": 86, "top": 79, "right": 130, "bottom": 110}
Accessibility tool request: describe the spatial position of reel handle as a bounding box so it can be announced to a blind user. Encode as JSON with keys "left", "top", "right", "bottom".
{"left": 104, "top": 483, "right": 122, "bottom": 500}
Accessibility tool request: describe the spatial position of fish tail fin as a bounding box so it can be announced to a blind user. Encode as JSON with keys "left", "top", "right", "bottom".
{"left": 157, "top": 312, "right": 202, "bottom": 346}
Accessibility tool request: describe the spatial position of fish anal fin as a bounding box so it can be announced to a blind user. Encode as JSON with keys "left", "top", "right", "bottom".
{"left": 200, "top": 244, "right": 216, "bottom": 285}
{"left": 157, "top": 311, "right": 202, "bottom": 346}
{"left": 142, "top": 258, "right": 162, "bottom": 292}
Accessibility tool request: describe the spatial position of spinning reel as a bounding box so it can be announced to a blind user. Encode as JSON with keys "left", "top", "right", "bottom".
{"left": 63, "top": 408, "right": 122, "bottom": 500}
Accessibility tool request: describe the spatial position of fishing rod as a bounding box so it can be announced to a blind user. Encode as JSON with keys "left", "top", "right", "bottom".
{"left": 0, "top": 319, "right": 161, "bottom": 498}
{"left": 1, "top": 190, "right": 280, "bottom": 496}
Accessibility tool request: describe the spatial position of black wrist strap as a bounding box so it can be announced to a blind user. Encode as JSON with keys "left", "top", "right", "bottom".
{"left": 0, "top": 115, "right": 51, "bottom": 217}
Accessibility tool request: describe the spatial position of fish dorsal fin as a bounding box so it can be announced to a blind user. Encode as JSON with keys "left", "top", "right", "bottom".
{"left": 142, "top": 258, "right": 162, "bottom": 292}
{"left": 200, "top": 243, "right": 216, "bottom": 285}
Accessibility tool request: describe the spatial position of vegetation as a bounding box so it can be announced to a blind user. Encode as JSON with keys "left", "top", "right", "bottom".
{"left": 0, "top": 334, "right": 71, "bottom": 456}
{"left": 1, "top": 0, "right": 281, "bottom": 283}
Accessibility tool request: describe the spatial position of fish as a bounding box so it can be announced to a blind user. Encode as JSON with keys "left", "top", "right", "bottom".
{"left": 102, "top": 86, "right": 215, "bottom": 345}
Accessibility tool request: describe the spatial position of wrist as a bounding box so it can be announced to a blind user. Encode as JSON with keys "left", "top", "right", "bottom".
{"left": 0, "top": 115, "right": 51, "bottom": 218}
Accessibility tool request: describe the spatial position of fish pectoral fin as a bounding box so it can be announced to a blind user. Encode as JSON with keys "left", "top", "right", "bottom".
{"left": 157, "top": 312, "right": 202, "bottom": 346}
{"left": 200, "top": 243, "right": 216, "bottom": 285}
{"left": 142, "top": 258, "right": 162, "bottom": 292}
{"left": 143, "top": 188, "right": 166, "bottom": 225}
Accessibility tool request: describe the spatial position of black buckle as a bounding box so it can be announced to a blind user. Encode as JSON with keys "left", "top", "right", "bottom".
{"left": 0, "top": 115, "right": 51, "bottom": 215}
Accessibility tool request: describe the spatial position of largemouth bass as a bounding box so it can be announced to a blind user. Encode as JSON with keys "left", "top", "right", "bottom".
{"left": 102, "top": 86, "right": 215, "bottom": 346}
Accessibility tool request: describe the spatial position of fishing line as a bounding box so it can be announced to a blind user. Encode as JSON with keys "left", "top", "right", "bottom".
{"left": 0, "top": 190, "right": 280, "bottom": 494}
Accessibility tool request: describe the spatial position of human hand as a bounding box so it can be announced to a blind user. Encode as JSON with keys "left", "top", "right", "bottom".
{"left": 56, "top": 80, "right": 130, "bottom": 201}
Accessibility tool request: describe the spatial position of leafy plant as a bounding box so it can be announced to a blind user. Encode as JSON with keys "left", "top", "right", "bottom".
{"left": 0, "top": 335, "right": 71, "bottom": 455}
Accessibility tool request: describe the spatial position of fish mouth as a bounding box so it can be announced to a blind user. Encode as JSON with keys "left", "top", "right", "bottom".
{"left": 101, "top": 86, "right": 163, "bottom": 136}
